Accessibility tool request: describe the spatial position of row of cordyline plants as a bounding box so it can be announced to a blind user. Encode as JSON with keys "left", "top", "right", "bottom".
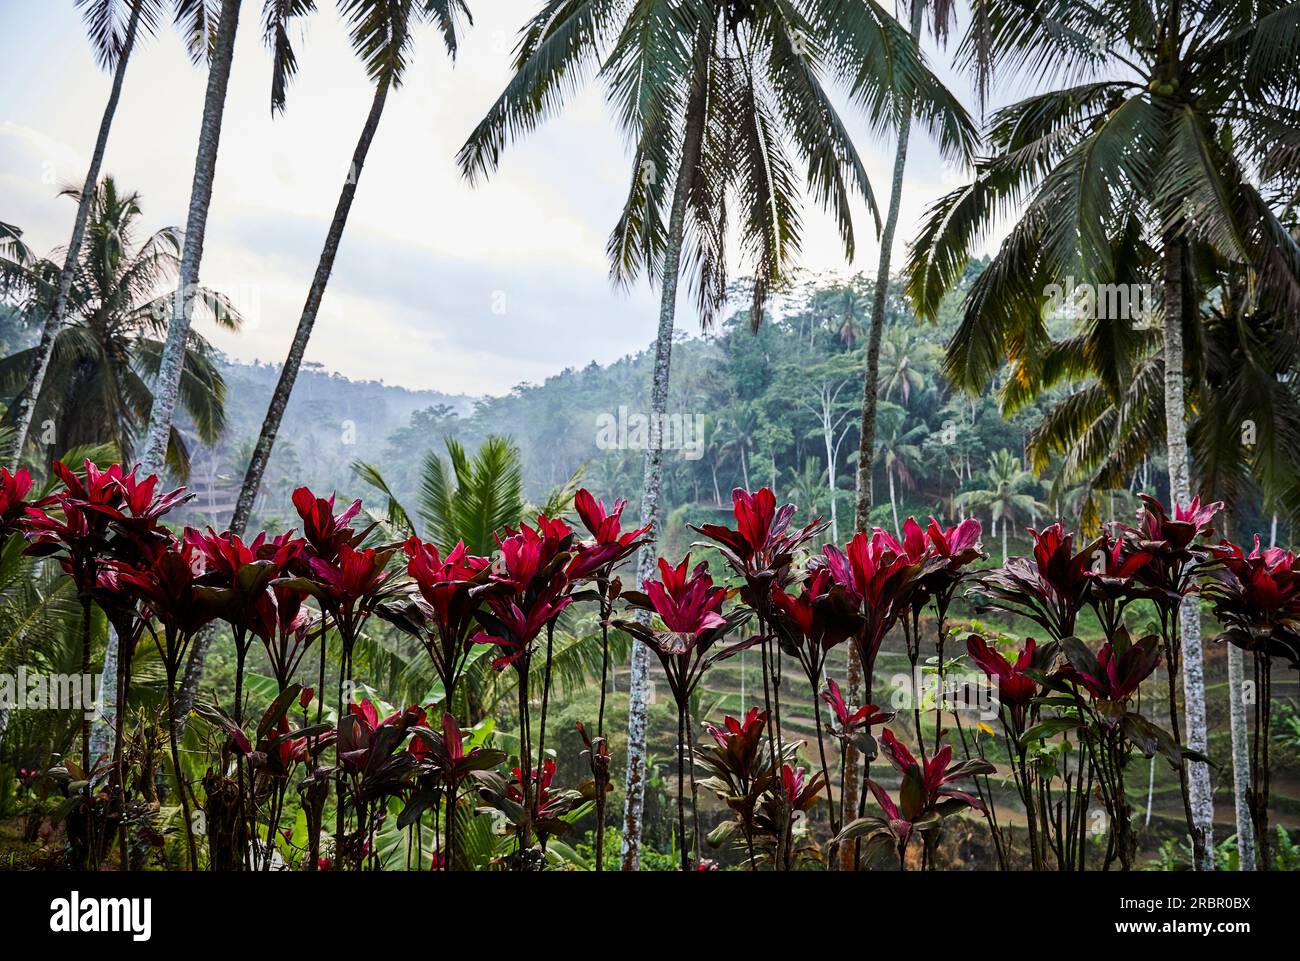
{"left": 1, "top": 460, "right": 1296, "bottom": 871}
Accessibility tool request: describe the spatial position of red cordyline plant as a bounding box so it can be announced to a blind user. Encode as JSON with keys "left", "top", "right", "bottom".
{"left": 471, "top": 513, "right": 574, "bottom": 867}
{"left": 0, "top": 466, "right": 33, "bottom": 534}
{"left": 965, "top": 634, "right": 1061, "bottom": 870}
{"left": 753, "top": 764, "right": 826, "bottom": 866}
{"left": 814, "top": 523, "right": 929, "bottom": 868}
{"left": 1202, "top": 536, "right": 1300, "bottom": 869}
{"left": 909, "top": 519, "right": 986, "bottom": 759}
{"left": 186, "top": 527, "right": 298, "bottom": 871}
{"left": 407, "top": 713, "right": 506, "bottom": 871}
{"left": 817, "top": 677, "right": 893, "bottom": 859}
{"left": 1051, "top": 630, "right": 1182, "bottom": 871}
{"left": 616, "top": 555, "right": 756, "bottom": 870}
{"left": 691, "top": 489, "right": 825, "bottom": 784}
{"left": 819, "top": 526, "right": 931, "bottom": 696}
{"left": 695, "top": 707, "right": 790, "bottom": 868}
{"left": 192, "top": 681, "right": 331, "bottom": 871}
{"left": 187, "top": 528, "right": 304, "bottom": 724}
{"left": 566, "top": 489, "right": 649, "bottom": 870}
{"left": 22, "top": 461, "right": 190, "bottom": 869}
{"left": 378, "top": 537, "right": 491, "bottom": 708}
{"left": 331, "top": 698, "right": 429, "bottom": 870}
{"left": 276, "top": 487, "right": 400, "bottom": 864}
{"left": 975, "top": 524, "right": 1100, "bottom": 643}
{"left": 835, "top": 728, "right": 991, "bottom": 870}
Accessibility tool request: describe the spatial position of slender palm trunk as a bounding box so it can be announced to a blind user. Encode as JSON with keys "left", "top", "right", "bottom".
{"left": 1227, "top": 643, "right": 1256, "bottom": 869}
{"left": 138, "top": 0, "right": 242, "bottom": 477}
{"left": 842, "top": 1, "right": 924, "bottom": 872}
{"left": 621, "top": 69, "right": 707, "bottom": 872}
{"left": 8, "top": 0, "right": 144, "bottom": 469}
{"left": 231, "top": 80, "right": 390, "bottom": 536}
{"left": 851, "top": 0, "right": 922, "bottom": 535}
{"left": 1162, "top": 236, "right": 1214, "bottom": 869}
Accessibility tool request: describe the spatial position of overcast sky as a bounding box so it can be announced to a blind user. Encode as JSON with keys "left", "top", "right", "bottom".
{"left": 0, "top": 1, "right": 985, "bottom": 396}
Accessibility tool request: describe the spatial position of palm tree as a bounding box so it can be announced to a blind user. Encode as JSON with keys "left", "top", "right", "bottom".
{"left": 840, "top": 5, "right": 962, "bottom": 860}
{"left": 457, "top": 2, "right": 973, "bottom": 869}
{"left": 0, "top": 179, "right": 240, "bottom": 474}
{"left": 956, "top": 448, "right": 1044, "bottom": 562}
{"left": 354, "top": 435, "right": 526, "bottom": 552}
{"left": 905, "top": 0, "right": 1300, "bottom": 869}
{"left": 784, "top": 455, "right": 826, "bottom": 521}
{"left": 876, "top": 323, "right": 937, "bottom": 406}
{"left": 719, "top": 403, "right": 759, "bottom": 491}
{"left": 7, "top": 0, "right": 167, "bottom": 468}
{"left": 230, "top": 0, "right": 472, "bottom": 538}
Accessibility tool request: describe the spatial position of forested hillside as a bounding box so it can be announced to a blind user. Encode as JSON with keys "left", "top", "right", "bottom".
{"left": 202, "top": 263, "right": 1285, "bottom": 557}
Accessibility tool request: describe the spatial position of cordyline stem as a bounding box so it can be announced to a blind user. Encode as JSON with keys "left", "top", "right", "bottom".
{"left": 536, "top": 621, "right": 556, "bottom": 782}
{"left": 8, "top": 0, "right": 144, "bottom": 469}
{"left": 445, "top": 780, "right": 457, "bottom": 872}
{"left": 335, "top": 629, "right": 353, "bottom": 865}
{"left": 231, "top": 637, "right": 248, "bottom": 870}
{"left": 684, "top": 698, "right": 701, "bottom": 864}
{"left": 595, "top": 596, "right": 611, "bottom": 871}
{"left": 1001, "top": 717, "right": 1042, "bottom": 871}
{"left": 78, "top": 596, "right": 97, "bottom": 869}
{"left": 1159, "top": 607, "right": 1202, "bottom": 871}
{"left": 840, "top": 648, "right": 861, "bottom": 871}
{"left": 811, "top": 682, "right": 837, "bottom": 860}
{"left": 515, "top": 662, "right": 534, "bottom": 860}
{"left": 80, "top": 597, "right": 93, "bottom": 774}
{"left": 112, "top": 623, "right": 132, "bottom": 870}
{"left": 1252, "top": 653, "right": 1273, "bottom": 870}
{"left": 756, "top": 612, "right": 783, "bottom": 869}
{"left": 164, "top": 649, "right": 198, "bottom": 870}
{"left": 676, "top": 704, "right": 688, "bottom": 872}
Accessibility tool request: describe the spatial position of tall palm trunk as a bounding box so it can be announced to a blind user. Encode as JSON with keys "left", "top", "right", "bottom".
{"left": 101, "top": 0, "right": 242, "bottom": 741}
{"left": 1224, "top": 516, "right": 1283, "bottom": 870}
{"left": 138, "top": 0, "right": 242, "bottom": 477}
{"left": 231, "top": 80, "right": 390, "bottom": 536}
{"left": 621, "top": 72, "right": 707, "bottom": 873}
{"left": 843, "top": 0, "right": 924, "bottom": 871}
{"left": 1162, "top": 236, "right": 1214, "bottom": 870}
{"left": 8, "top": 0, "right": 144, "bottom": 469}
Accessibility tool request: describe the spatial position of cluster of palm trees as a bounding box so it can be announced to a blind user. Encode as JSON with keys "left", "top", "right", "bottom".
{"left": 5, "top": 0, "right": 1299, "bottom": 870}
